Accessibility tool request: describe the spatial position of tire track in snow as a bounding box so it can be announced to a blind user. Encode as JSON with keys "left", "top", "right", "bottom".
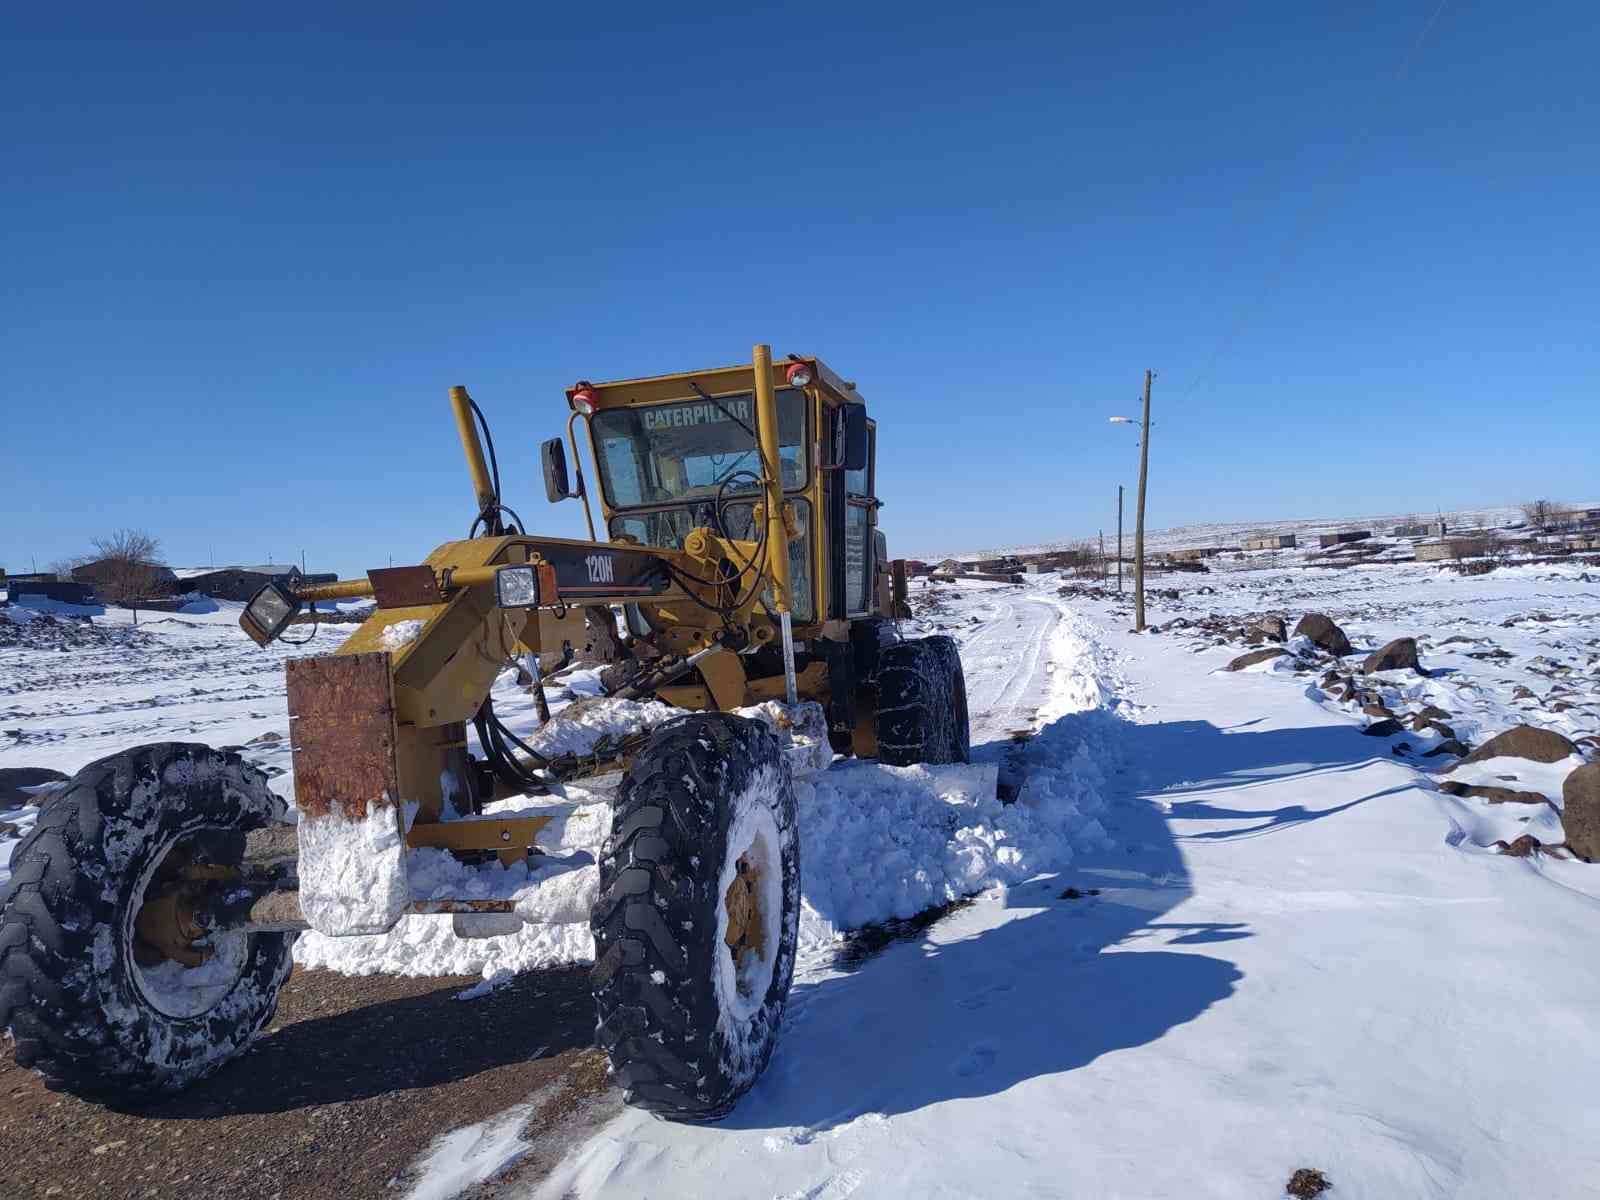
{"left": 954, "top": 594, "right": 1062, "bottom": 743}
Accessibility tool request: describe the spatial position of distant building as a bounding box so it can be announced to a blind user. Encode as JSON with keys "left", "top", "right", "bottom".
{"left": 71, "top": 559, "right": 177, "bottom": 595}
{"left": 1392, "top": 522, "right": 1448, "bottom": 538}
{"left": 1415, "top": 538, "right": 1488, "bottom": 561}
{"left": 1317, "top": 531, "right": 1373, "bottom": 548}
{"left": 1, "top": 576, "right": 98, "bottom": 605}
{"left": 174, "top": 564, "right": 323, "bottom": 602}
{"left": 1167, "top": 547, "right": 1221, "bottom": 562}
{"left": 1242, "top": 534, "right": 1297, "bottom": 551}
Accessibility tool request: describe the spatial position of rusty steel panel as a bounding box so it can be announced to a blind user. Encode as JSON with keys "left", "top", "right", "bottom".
{"left": 367, "top": 564, "right": 443, "bottom": 609}
{"left": 285, "top": 652, "right": 399, "bottom": 823}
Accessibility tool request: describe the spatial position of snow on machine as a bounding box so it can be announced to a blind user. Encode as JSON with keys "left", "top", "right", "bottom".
{"left": 0, "top": 345, "right": 975, "bottom": 1119}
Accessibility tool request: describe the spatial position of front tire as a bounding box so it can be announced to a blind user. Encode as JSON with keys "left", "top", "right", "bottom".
{"left": 591, "top": 713, "right": 800, "bottom": 1121}
{"left": 875, "top": 634, "right": 972, "bottom": 765}
{"left": 0, "top": 743, "right": 294, "bottom": 1102}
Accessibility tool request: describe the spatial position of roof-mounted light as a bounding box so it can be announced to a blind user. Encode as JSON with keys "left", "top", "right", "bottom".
{"left": 785, "top": 361, "right": 814, "bottom": 388}
{"left": 571, "top": 382, "right": 598, "bottom": 415}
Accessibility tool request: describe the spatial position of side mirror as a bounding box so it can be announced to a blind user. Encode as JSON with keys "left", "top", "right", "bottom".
{"left": 824, "top": 404, "right": 870, "bottom": 471}
{"left": 841, "top": 404, "right": 869, "bottom": 472}
{"left": 542, "top": 437, "right": 573, "bottom": 502}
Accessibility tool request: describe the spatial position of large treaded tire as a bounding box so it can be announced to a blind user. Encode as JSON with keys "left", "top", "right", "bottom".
{"left": 590, "top": 713, "right": 800, "bottom": 1121}
{"left": 0, "top": 743, "right": 294, "bottom": 1102}
{"left": 875, "top": 634, "right": 972, "bottom": 766}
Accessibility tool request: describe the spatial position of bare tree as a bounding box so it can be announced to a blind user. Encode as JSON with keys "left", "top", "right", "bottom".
{"left": 1521, "top": 500, "right": 1567, "bottom": 530}
{"left": 87, "top": 529, "right": 167, "bottom": 605}
{"left": 1054, "top": 539, "right": 1102, "bottom": 578}
{"left": 46, "top": 556, "right": 87, "bottom": 581}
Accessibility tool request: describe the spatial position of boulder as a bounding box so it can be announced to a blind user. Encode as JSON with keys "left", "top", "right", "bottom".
{"left": 1293, "top": 613, "right": 1353, "bottom": 656}
{"left": 0, "top": 766, "right": 69, "bottom": 807}
{"left": 1248, "top": 616, "right": 1287, "bottom": 644}
{"left": 1226, "top": 647, "right": 1288, "bottom": 672}
{"left": 1410, "top": 715, "right": 1456, "bottom": 739}
{"left": 1362, "top": 718, "right": 1404, "bottom": 737}
{"left": 1416, "top": 704, "right": 1452, "bottom": 721}
{"left": 1562, "top": 762, "right": 1600, "bottom": 862}
{"left": 1439, "top": 780, "right": 1548, "bottom": 805}
{"left": 1459, "top": 725, "right": 1578, "bottom": 766}
{"left": 1362, "top": 637, "right": 1422, "bottom": 675}
{"left": 1363, "top": 702, "right": 1395, "bottom": 720}
{"left": 1496, "top": 834, "right": 1543, "bottom": 858}
{"left": 1424, "top": 739, "right": 1469, "bottom": 758}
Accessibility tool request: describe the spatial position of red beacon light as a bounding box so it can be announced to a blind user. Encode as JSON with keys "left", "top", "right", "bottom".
{"left": 784, "top": 360, "right": 814, "bottom": 388}
{"left": 571, "top": 382, "right": 599, "bottom": 415}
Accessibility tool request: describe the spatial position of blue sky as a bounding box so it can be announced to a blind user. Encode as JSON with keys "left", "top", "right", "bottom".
{"left": 4, "top": 3, "right": 1596, "bottom": 577}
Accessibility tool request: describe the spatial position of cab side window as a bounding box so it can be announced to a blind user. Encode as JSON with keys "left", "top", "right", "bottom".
{"left": 842, "top": 423, "right": 876, "bottom": 615}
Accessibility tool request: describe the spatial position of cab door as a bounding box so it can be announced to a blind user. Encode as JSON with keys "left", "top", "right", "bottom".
{"left": 825, "top": 410, "right": 877, "bottom": 620}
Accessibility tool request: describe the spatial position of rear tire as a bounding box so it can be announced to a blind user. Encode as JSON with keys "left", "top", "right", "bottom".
{"left": 0, "top": 743, "right": 294, "bottom": 1102}
{"left": 590, "top": 713, "right": 800, "bottom": 1121}
{"left": 875, "top": 635, "right": 971, "bottom": 765}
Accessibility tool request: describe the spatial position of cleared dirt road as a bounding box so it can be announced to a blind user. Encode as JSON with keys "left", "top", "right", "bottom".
{"left": 0, "top": 966, "right": 617, "bottom": 1200}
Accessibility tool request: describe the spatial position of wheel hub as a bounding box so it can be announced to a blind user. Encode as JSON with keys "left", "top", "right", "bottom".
{"left": 722, "top": 850, "right": 766, "bottom": 991}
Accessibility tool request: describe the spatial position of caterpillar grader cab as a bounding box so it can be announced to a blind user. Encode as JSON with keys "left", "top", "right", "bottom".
{"left": 0, "top": 345, "right": 972, "bottom": 1121}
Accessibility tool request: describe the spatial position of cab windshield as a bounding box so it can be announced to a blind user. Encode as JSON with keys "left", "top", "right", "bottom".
{"left": 590, "top": 389, "right": 808, "bottom": 508}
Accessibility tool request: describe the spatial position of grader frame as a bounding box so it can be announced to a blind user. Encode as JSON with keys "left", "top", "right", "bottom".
{"left": 228, "top": 343, "right": 900, "bottom": 934}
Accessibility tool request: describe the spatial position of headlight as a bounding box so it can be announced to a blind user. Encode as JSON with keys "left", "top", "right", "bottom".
{"left": 240, "top": 581, "right": 300, "bottom": 646}
{"left": 495, "top": 565, "right": 540, "bottom": 609}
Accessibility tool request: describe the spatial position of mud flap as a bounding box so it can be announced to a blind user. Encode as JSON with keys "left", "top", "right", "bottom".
{"left": 286, "top": 652, "right": 410, "bottom": 936}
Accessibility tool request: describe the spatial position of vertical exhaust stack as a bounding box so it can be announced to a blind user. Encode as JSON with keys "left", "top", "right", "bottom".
{"left": 751, "top": 343, "right": 792, "bottom": 614}
{"left": 450, "top": 385, "right": 499, "bottom": 530}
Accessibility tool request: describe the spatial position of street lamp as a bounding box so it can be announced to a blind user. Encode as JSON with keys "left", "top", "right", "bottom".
{"left": 1107, "top": 370, "right": 1153, "bottom": 632}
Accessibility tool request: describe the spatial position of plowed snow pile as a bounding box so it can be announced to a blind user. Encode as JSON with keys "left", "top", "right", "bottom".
{"left": 295, "top": 611, "right": 1118, "bottom": 984}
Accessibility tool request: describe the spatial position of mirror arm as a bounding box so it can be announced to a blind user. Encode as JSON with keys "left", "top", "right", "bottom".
{"left": 566, "top": 410, "right": 599, "bottom": 541}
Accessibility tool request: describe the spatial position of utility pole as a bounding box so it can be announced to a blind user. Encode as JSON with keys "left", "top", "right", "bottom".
{"left": 1116, "top": 485, "right": 1124, "bottom": 595}
{"left": 1098, "top": 530, "right": 1105, "bottom": 581}
{"left": 1133, "top": 369, "right": 1152, "bottom": 632}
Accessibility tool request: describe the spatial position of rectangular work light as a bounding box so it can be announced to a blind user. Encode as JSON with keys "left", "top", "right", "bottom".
{"left": 240, "top": 580, "right": 301, "bottom": 647}
{"left": 494, "top": 564, "right": 540, "bottom": 609}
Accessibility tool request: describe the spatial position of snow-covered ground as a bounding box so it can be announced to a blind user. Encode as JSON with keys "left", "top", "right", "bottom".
{"left": 523, "top": 565, "right": 1599, "bottom": 1200}
{"left": 5, "top": 548, "right": 1600, "bottom": 1198}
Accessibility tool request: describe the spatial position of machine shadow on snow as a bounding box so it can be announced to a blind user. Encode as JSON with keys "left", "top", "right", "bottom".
{"left": 718, "top": 709, "right": 1401, "bottom": 1134}
{"left": 1123, "top": 717, "right": 1414, "bottom": 843}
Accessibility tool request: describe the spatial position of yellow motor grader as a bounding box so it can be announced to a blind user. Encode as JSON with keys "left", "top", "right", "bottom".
{"left": 0, "top": 345, "right": 971, "bottom": 1120}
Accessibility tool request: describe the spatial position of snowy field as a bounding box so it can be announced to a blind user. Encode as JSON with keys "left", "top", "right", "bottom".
{"left": 4, "top": 544, "right": 1600, "bottom": 1199}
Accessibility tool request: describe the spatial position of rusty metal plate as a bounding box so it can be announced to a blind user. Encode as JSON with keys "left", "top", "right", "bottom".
{"left": 285, "top": 652, "right": 399, "bottom": 823}
{"left": 367, "top": 564, "right": 443, "bottom": 609}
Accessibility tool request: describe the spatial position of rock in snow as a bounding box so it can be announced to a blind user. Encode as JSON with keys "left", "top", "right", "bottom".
{"left": 1439, "top": 780, "right": 1549, "bottom": 805}
{"left": 1459, "top": 724, "right": 1578, "bottom": 765}
{"left": 1562, "top": 763, "right": 1600, "bottom": 861}
{"left": 1225, "top": 647, "right": 1287, "bottom": 671}
{"left": 0, "top": 766, "right": 68, "bottom": 806}
{"left": 1244, "top": 615, "right": 1287, "bottom": 644}
{"left": 1362, "top": 636, "right": 1422, "bottom": 674}
{"left": 1293, "top": 612, "right": 1353, "bottom": 656}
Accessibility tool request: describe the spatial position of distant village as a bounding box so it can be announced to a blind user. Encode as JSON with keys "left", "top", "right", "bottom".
{"left": 914, "top": 505, "right": 1600, "bottom": 583}
{"left": 0, "top": 560, "right": 334, "bottom": 609}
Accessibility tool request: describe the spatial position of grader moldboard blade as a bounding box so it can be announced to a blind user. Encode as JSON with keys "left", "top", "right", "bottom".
{"left": 285, "top": 650, "right": 411, "bottom": 936}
